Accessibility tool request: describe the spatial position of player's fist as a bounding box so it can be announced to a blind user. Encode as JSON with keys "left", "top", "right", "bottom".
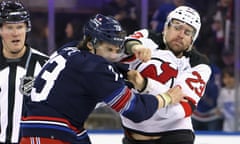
{"left": 127, "top": 70, "right": 146, "bottom": 91}
{"left": 158, "top": 85, "right": 186, "bottom": 108}
{"left": 166, "top": 85, "right": 186, "bottom": 104}
{"left": 131, "top": 44, "right": 151, "bottom": 62}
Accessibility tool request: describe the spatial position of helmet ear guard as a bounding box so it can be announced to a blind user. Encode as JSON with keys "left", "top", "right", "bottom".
{"left": 83, "top": 14, "right": 126, "bottom": 50}
{"left": 0, "top": 0, "right": 31, "bottom": 32}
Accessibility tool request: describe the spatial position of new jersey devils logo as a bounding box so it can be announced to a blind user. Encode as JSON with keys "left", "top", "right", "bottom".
{"left": 19, "top": 75, "right": 35, "bottom": 96}
{"left": 137, "top": 58, "right": 178, "bottom": 88}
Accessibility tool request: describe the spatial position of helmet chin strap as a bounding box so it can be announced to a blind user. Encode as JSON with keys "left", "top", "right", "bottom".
{"left": 185, "top": 37, "right": 194, "bottom": 52}
{"left": 91, "top": 40, "right": 97, "bottom": 54}
{"left": 93, "top": 47, "right": 97, "bottom": 54}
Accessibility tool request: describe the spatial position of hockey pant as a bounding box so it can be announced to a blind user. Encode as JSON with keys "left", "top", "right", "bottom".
{"left": 122, "top": 130, "right": 195, "bottom": 144}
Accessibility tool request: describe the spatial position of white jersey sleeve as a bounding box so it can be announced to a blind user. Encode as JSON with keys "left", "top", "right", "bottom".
{"left": 175, "top": 64, "right": 211, "bottom": 117}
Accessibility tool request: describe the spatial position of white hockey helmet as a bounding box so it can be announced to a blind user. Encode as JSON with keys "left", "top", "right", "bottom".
{"left": 165, "top": 6, "right": 201, "bottom": 43}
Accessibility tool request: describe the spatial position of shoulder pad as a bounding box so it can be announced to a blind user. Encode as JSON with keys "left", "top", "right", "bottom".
{"left": 148, "top": 30, "right": 165, "bottom": 49}
{"left": 184, "top": 48, "right": 210, "bottom": 67}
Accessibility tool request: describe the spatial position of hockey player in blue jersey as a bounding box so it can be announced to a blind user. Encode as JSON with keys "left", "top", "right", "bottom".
{"left": 19, "top": 14, "right": 185, "bottom": 144}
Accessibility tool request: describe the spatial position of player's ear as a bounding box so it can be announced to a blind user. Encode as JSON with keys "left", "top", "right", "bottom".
{"left": 87, "top": 42, "right": 94, "bottom": 51}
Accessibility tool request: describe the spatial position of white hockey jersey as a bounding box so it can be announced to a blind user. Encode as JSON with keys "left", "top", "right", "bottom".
{"left": 120, "top": 29, "right": 211, "bottom": 134}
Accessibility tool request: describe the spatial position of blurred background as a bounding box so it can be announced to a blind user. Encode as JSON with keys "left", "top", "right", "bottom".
{"left": 12, "top": 0, "right": 240, "bottom": 133}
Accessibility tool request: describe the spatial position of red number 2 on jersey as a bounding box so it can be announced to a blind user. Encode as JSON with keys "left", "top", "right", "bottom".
{"left": 186, "top": 71, "right": 206, "bottom": 97}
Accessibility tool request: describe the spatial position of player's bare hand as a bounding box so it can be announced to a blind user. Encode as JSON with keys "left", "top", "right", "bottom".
{"left": 166, "top": 85, "right": 186, "bottom": 104}
{"left": 127, "top": 70, "right": 145, "bottom": 91}
{"left": 132, "top": 45, "right": 151, "bottom": 62}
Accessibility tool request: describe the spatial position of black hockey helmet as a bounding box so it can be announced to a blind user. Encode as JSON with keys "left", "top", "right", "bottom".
{"left": 0, "top": 0, "right": 31, "bottom": 32}
{"left": 83, "top": 14, "right": 126, "bottom": 49}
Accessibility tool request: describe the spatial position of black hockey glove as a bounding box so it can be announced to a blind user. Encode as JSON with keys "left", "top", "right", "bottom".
{"left": 113, "top": 62, "right": 134, "bottom": 89}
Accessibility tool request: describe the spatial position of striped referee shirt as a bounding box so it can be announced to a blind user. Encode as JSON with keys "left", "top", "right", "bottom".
{"left": 0, "top": 46, "right": 48, "bottom": 143}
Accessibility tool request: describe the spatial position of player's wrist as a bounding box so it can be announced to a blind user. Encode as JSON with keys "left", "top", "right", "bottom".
{"left": 124, "top": 40, "right": 141, "bottom": 55}
{"left": 138, "top": 78, "right": 148, "bottom": 92}
{"left": 157, "top": 92, "right": 172, "bottom": 107}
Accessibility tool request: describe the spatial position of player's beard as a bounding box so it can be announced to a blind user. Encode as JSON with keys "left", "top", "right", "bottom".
{"left": 166, "top": 46, "right": 183, "bottom": 58}
{"left": 167, "top": 40, "right": 187, "bottom": 57}
{"left": 170, "top": 49, "right": 183, "bottom": 57}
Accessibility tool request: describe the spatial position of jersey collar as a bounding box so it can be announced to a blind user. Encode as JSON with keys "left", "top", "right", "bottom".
{"left": 0, "top": 45, "right": 31, "bottom": 69}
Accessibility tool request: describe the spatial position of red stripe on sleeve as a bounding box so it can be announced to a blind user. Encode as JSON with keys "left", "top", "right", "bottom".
{"left": 180, "top": 102, "right": 192, "bottom": 117}
{"left": 111, "top": 88, "right": 132, "bottom": 112}
{"left": 180, "top": 96, "right": 196, "bottom": 117}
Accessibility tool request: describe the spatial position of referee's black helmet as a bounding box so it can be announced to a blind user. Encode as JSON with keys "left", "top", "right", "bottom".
{"left": 0, "top": 0, "right": 31, "bottom": 32}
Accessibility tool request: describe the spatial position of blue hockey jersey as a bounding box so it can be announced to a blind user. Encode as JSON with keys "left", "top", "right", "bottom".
{"left": 20, "top": 46, "right": 159, "bottom": 143}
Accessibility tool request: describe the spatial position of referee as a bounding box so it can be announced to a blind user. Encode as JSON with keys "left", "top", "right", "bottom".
{"left": 0, "top": 1, "right": 48, "bottom": 143}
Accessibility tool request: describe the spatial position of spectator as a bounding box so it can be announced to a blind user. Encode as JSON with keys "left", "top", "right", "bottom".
{"left": 58, "top": 19, "right": 83, "bottom": 47}
{"left": 198, "top": 0, "right": 233, "bottom": 68}
{"left": 102, "top": 0, "right": 139, "bottom": 34}
{"left": 150, "top": 0, "right": 186, "bottom": 33}
{"left": 221, "top": 49, "right": 234, "bottom": 68}
{"left": 217, "top": 66, "right": 239, "bottom": 132}
{"left": 27, "top": 17, "right": 49, "bottom": 55}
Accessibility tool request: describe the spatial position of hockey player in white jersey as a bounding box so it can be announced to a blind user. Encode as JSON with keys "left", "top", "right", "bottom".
{"left": 121, "top": 6, "right": 212, "bottom": 144}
